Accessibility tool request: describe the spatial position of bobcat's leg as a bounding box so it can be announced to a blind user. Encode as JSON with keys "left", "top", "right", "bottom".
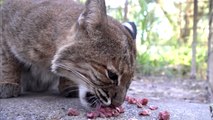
{"left": 58, "top": 77, "right": 79, "bottom": 97}
{"left": 0, "top": 43, "right": 21, "bottom": 98}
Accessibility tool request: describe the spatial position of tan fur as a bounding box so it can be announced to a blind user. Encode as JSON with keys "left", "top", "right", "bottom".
{"left": 0, "top": 0, "right": 136, "bottom": 108}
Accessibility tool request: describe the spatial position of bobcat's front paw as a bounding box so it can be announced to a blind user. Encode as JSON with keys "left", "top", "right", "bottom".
{"left": 0, "top": 82, "right": 21, "bottom": 98}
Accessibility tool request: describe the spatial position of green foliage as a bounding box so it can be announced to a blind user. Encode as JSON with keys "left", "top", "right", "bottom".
{"left": 0, "top": 0, "right": 3, "bottom": 5}
{"left": 136, "top": 45, "right": 207, "bottom": 78}
{"left": 107, "top": 6, "right": 123, "bottom": 21}
{"left": 133, "top": 0, "right": 207, "bottom": 79}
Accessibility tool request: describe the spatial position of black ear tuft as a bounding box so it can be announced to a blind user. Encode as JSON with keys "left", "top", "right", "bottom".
{"left": 123, "top": 22, "right": 137, "bottom": 40}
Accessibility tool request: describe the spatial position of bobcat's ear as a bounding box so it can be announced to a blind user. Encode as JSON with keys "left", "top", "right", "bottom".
{"left": 78, "top": 0, "right": 107, "bottom": 29}
{"left": 123, "top": 22, "right": 137, "bottom": 40}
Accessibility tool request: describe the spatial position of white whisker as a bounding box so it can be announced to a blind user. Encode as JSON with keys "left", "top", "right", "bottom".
{"left": 87, "top": 95, "right": 97, "bottom": 101}
{"left": 56, "top": 64, "right": 96, "bottom": 87}
{"left": 91, "top": 97, "right": 100, "bottom": 107}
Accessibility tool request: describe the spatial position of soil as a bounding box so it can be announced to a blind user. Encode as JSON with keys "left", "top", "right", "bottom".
{"left": 0, "top": 75, "right": 212, "bottom": 120}
{"left": 128, "top": 75, "right": 213, "bottom": 104}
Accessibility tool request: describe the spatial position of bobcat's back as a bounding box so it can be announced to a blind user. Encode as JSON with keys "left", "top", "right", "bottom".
{"left": 1, "top": 0, "right": 83, "bottom": 65}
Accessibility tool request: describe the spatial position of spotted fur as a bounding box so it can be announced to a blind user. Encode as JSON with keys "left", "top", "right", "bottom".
{"left": 0, "top": 0, "right": 136, "bottom": 108}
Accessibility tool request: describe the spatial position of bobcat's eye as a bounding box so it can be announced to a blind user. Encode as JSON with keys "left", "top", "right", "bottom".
{"left": 107, "top": 70, "right": 118, "bottom": 83}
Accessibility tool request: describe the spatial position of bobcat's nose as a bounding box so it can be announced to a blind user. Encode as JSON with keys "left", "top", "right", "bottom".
{"left": 111, "top": 99, "right": 123, "bottom": 107}
{"left": 108, "top": 88, "right": 126, "bottom": 107}
{"left": 110, "top": 92, "right": 123, "bottom": 107}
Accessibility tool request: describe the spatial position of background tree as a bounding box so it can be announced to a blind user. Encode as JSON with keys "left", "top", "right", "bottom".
{"left": 190, "top": 0, "right": 198, "bottom": 79}
{"left": 208, "top": 0, "right": 213, "bottom": 90}
{"left": 124, "top": 0, "right": 128, "bottom": 21}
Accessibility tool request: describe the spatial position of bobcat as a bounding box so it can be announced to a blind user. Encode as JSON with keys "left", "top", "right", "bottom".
{"left": 0, "top": 0, "right": 137, "bottom": 108}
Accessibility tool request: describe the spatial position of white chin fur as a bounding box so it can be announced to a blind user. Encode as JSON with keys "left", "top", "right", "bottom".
{"left": 79, "top": 85, "right": 91, "bottom": 109}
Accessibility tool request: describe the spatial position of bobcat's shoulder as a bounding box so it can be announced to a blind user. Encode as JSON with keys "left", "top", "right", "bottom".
{"left": 1, "top": 0, "right": 83, "bottom": 65}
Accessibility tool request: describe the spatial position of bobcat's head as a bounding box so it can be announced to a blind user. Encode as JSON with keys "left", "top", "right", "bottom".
{"left": 52, "top": 0, "right": 137, "bottom": 108}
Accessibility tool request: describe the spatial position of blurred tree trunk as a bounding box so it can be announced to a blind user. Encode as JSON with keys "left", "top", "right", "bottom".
{"left": 190, "top": 0, "right": 198, "bottom": 79}
{"left": 208, "top": 0, "right": 213, "bottom": 91}
{"left": 124, "top": 0, "right": 128, "bottom": 21}
{"left": 181, "top": 0, "right": 193, "bottom": 43}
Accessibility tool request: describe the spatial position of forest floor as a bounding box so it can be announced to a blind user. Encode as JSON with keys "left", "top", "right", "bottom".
{"left": 0, "top": 75, "right": 213, "bottom": 120}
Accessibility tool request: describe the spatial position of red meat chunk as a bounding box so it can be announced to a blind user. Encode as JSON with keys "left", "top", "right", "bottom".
{"left": 86, "top": 111, "right": 99, "bottom": 119}
{"left": 125, "top": 96, "right": 130, "bottom": 101}
{"left": 116, "top": 106, "right": 125, "bottom": 113}
{"left": 139, "top": 110, "right": 150, "bottom": 116}
{"left": 136, "top": 102, "right": 143, "bottom": 108}
{"left": 139, "top": 98, "right": 149, "bottom": 105}
{"left": 67, "top": 108, "right": 80, "bottom": 116}
{"left": 86, "top": 106, "right": 125, "bottom": 119}
{"left": 158, "top": 111, "right": 170, "bottom": 120}
{"left": 149, "top": 105, "right": 158, "bottom": 110}
{"left": 127, "top": 97, "right": 137, "bottom": 104}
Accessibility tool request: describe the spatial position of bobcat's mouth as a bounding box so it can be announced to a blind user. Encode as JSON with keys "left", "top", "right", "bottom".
{"left": 85, "top": 90, "right": 112, "bottom": 108}
{"left": 95, "top": 88, "right": 111, "bottom": 106}
{"left": 85, "top": 91, "right": 100, "bottom": 108}
{"left": 79, "top": 86, "right": 111, "bottom": 108}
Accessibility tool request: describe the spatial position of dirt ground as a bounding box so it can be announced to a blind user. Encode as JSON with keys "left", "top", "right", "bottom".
{"left": 128, "top": 75, "right": 213, "bottom": 104}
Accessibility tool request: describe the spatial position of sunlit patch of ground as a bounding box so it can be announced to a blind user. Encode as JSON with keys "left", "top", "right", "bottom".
{"left": 129, "top": 75, "right": 213, "bottom": 103}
